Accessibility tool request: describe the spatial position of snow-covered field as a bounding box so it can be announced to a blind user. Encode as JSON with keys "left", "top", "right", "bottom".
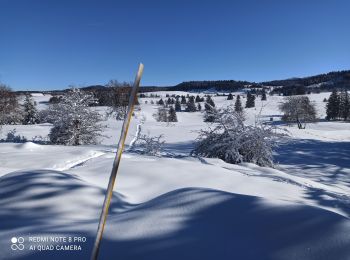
{"left": 1, "top": 91, "right": 350, "bottom": 260}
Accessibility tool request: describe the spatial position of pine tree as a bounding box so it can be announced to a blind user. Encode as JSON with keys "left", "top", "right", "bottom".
{"left": 234, "top": 95, "right": 243, "bottom": 112}
{"left": 195, "top": 95, "right": 201, "bottom": 102}
{"left": 175, "top": 99, "right": 181, "bottom": 112}
{"left": 46, "top": 88, "right": 104, "bottom": 145}
{"left": 245, "top": 92, "right": 255, "bottom": 108}
{"left": 197, "top": 103, "right": 202, "bottom": 111}
{"left": 206, "top": 96, "right": 215, "bottom": 107}
{"left": 23, "top": 94, "right": 39, "bottom": 125}
{"left": 168, "top": 106, "right": 178, "bottom": 122}
{"left": 180, "top": 96, "right": 187, "bottom": 104}
{"left": 326, "top": 90, "right": 340, "bottom": 120}
{"left": 339, "top": 89, "right": 350, "bottom": 121}
{"left": 185, "top": 96, "right": 197, "bottom": 112}
{"left": 227, "top": 93, "right": 233, "bottom": 100}
{"left": 261, "top": 89, "right": 267, "bottom": 101}
{"left": 158, "top": 98, "right": 164, "bottom": 105}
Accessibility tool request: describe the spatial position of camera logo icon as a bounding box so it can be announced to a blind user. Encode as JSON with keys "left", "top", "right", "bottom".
{"left": 11, "top": 237, "right": 24, "bottom": 250}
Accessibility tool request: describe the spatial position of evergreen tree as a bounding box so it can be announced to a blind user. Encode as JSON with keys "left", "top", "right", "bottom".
{"left": 326, "top": 90, "right": 340, "bottom": 120}
{"left": 168, "top": 106, "right": 178, "bottom": 122}
{"left": 197, "top": 103, "right": 202, "bottom": 111}
{"left": 158, "top": 98, "right": 164, "bottom": 105}
{"left": 185, "top": 96, "right": 197, "bottom": 112}
{"left": 195, "top": 95, "right": 201, "bottom": 102}
{"left": 206, "top": 96, "right": 215, "bottom": 107}
{"left": 245, "top": 92, "right": 255, "bottom": 108}
{"left": 23, "top": 94, "right": 39, "bottom": 125}
{"left": 204, "top": 103, "right": 215, "bottom": 122}
{"left": 227, "top": 93, "right": 233, "bottom": 100}
{"left": 339, "top": 89, "right": 350, "bottom": 121}
{"left": 180, "top": 96, "right": 187, "bottom": 104}
{"left": 261, "top": 89, "right": 267, "bottom": 101}
{"left": 234, "top": 95, "right": 243, "bottom": 112}
{"left": 175, "top": 99, "right": 181, "bottom": 112}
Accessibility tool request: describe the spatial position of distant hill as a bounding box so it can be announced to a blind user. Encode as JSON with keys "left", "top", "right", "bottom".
{"left": 15, "top": 69, "right": 350, "bottom": 94}
{"left": 261, "top": 70, "right": 350, "bottom": 89}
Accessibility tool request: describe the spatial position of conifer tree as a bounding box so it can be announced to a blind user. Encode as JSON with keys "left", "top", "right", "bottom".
{"left": 261, "top": 89, "right": 267, "bottom": 101}
{"left": 326, "top": 90, "right": 340, "bottom": 120}
{"left": 23, "top": 94, "right": 39, "bottom": 125}
{"left": 234, "top": 95, "right": 243, "bottom": 112}
{"left": 245, "top": 92, "right": 255, "bottom": 108}
{"left": 339, "top": 89, "right": 350, "bottom": 121}
{"left": 185, "top": 96, "right": 197, "bottom": 112}
{"left": 175, "top": 99, "right": 181, "bottom": 112}
{"left": 197, "top": 103, "right": 202, "bottom": 111}
{"left": 180, "top": 96, "right": 187, "bottom": 104}
{"left": 227, "top": 93, "right": 233, "bottom": 100}
{"left": 168, "top": 106, "right": 178, "bottom": 122}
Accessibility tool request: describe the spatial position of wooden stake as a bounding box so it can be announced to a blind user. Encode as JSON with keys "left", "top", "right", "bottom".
{"left": 91, "top": 63, "right": 144, "bottom": 260}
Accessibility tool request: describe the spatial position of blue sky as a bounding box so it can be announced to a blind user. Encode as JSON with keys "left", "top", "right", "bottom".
{"left": 0, "top": 0, "right": 350, "bottom": 90}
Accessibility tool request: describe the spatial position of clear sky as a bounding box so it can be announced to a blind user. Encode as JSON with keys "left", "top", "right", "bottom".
{"left": 1, "top": 0, "right": 350, "bottom": 90}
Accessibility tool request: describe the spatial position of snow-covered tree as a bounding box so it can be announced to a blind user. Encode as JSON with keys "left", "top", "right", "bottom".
{"left": 46, "top": 88, "right": 104, "bottom": 145}
{"left": 261, "top": 89, "right": 267, "bottom": 101}
{"left": 326, "top": 90, "right": 340, "bottom": 120}
{"left": 22, "top": 94, "right": 39, "bottom": 125}
{"left": 180, "top": 96, "right": 187, "bottom": 104}
{"left": 0, "top": 84, "right": 22, "bottom": 125}
{"left": 197, "top": 103, "right": 202, "bottom": 111}
{"left": 192, "top": 105, "right": 279, "bottom": 167}
{"left": 203, "top": 102, "right": 216, "bottom": 122}
{"left": 279, "top": 96, "right": 317, "bottom": 129}
{"left": 206, "top": 96, "right": 215, "bottom": 108}
{"left": 168, "top": 106, "right": 178, "bottom": 122}
{"left": 234, "top": 95, "right": 243, "bottom": 112}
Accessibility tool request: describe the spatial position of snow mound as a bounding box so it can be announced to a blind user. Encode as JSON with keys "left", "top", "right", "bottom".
{"left": 15, "top": 142, "right": 43, "bottom": 150}
{"left": 1, "top": 170, "right": 350, "bottom": 260}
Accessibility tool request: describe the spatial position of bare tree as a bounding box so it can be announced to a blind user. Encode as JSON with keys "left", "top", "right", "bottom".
{"left": 279, "top": 96, "right": 317, "bottom": 129}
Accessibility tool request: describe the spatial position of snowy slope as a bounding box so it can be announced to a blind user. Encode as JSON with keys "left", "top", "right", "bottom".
{"left": 0, "top": 91, "right": 350, "bottom": 259}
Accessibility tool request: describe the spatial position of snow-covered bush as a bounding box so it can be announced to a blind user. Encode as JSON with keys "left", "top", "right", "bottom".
{"left": 2, "top": 129, "right": 27, "bottom": 143}
{"left": 131, "top": 132, "right": 165, "bottom": 156}
{"left": 45, "top": 88, "right": 105, "bottom": 145}
{"left": 192, "top": 105, "right": 279, "bottom": 167}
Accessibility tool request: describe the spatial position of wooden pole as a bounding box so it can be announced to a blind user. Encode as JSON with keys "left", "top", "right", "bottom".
{"left": 91, "top": 63, "right": 144, "bottom": 260}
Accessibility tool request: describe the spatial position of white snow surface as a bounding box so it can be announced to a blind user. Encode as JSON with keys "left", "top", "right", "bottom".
{"left": 1, "top": 91, "right": 350, "bottom": 260}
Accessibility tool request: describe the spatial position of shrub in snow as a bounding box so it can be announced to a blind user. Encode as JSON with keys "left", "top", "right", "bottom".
{"left": 22, "top": 94, "right": 39, "bottom": 125}
{"left": 131, "top": 132, "right": 165, "bottom": 156}
{"left": 45, "top": 88, "right": 104, "bottom": 145}
{"left": 192, "top": 105, "right": 278, "bottom": 167}
{"left": 3, "top": 129, "right": 27, "bottom": 143}
{"left": 279, "top": 96, "right": 317, "bottom": 129}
